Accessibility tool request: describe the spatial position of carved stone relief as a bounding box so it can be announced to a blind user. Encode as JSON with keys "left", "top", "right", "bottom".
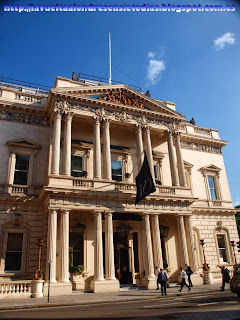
{"left": 181, "top": 140, "right": 222, "bottom": 154}
{"left": 0, "top": 110, "right": 49, "bottom": 127}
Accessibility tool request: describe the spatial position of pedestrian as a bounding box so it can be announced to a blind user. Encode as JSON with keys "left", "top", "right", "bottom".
{"left": 159, "top": 268, "right": 168, "bottom": 295}
{"left": 155, "top": 266, "right": 160, "bottom": 290}
{"left": 218, "top": 265, "right": 230, "bottom": 291}
{"left": 185, "top": 263, "right": 193, "bottom": 287}
{"left": 179, "top": 267, "right": 191, "bottom": 292}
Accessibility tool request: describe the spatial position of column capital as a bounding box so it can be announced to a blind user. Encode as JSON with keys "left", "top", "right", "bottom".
{"left": 104, "top": 210, "right": 114, "bottom": 216}
{"left": 59, "top": 209, "right": 71, "bottom": 215}
{"left": 102, "top": 118, "right": 111, "bottom": 127}
{"left": 48, "top": 209, "right": 58, "bottom": 215}
{"left": 93, "top": 116, "right": 101, "bottom": 125}
{"left": 93, "top": 210, "right": 102, "bottom": 217}
{"left": 64, "top": 111, "right": 74, "bottom": 121}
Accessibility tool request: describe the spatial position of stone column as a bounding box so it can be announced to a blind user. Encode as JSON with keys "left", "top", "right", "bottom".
{"left": 63, "top": 112, "right": 74, "bottom": 176}
{"left": 93, "top": 212, "right": 104, "bottom": 281}
{"left": 93, "top": 117, "right": 102, "bottom": 179}
{"left": 167, "top": 131, "right": 179, "bottom": 186}
{"left": 176, "top": 215, "right": 189, "bottom": 266}
{"left": 51, "top": 109, "right": 62, "bottom": 175}
{"left": 143, "top": 126, "right": 155, "bottom": 180}
{"left": 103, "top": 119, "right": 112, "bottom": 180}
{"left": 136, "top": 125, "right": 144, "bottom": 170}
{"left": 175, "top": 132, "right": 187, "bottom": 187}
{"left": 47, "top": 210, "right": 58, "bottom": 282}
{"left": 185, "top": 216, "right": 198, "bottom": 272}
{"left": 105, "top": 212, "right": 116, "bottom": 280}
{"left": 151, "top": 215, "right": 163, "bottom": 269}
{"left": 142, "top": 214, "right": 155, "bottom": 279}
{"left": 59, "top": 210, "right": 70, "bottom": 282}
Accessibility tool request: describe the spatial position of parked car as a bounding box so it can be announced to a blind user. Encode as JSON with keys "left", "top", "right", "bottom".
{"left": 230, "top": 264, "right": 240, "bottom": 297}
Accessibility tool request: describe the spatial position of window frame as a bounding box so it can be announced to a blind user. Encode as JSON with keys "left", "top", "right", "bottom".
{"left": 71, "top": 154, "right": 84, "bottom": 177}
{"left": 111, "top": 158, "right": 123, "bottom": 182}
{"left": 214, "top": 232, "right": 231, "bottom": 265}
{"left": 13, "top": 154, "right": 31, "bottom": 186}
{"left": 201, "top": 165, "right": 222, "bottom": 203}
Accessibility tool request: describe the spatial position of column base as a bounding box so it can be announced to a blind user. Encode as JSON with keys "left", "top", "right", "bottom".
{"left": 191, "top": 273, "right": 203, "bottom": 285}
{"left": 142, "top": 276, "right": 156, "bottom": 290}
{"left": 203, "top": 271, "right": 214, "bottom": 285}
{"left": 43, "top": 281, "right": 72, "bottom": 296}
{"left": 31, "top": 280, "right": 44, "bottom": 298}
{"left": 90, "top": 279, "right": 120, "bottom": 293}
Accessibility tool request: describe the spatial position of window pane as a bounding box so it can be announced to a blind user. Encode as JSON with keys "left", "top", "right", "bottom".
{"left": 208, "top": 176, "right": 215, "bottom": 189}
{"left": 13, "top": 171, "right": 28, "bottom": 185}
{"left": 217, "top": 235, "right": 228, "bottom": 263}
{"left": 208, "top": 176, "right": 217, "bottom": 200}
{"left": 210, "top": 189, "right": 217, "bottom": 200}
{"left": 69, "top": 232, "right": 83, "bottom": 266}
{"left": 154, "top": 165, "right": 158, "bottom": 179}
{"left": 7, "top": 233, "right": 23, "bottom": 251}
{"left": 5, "top": 233, "right": 23, "bottom": 271}
{"left": 71, "top": 156, "right": 82, "bottom": 172}
{"left": 15, "top": 155, "right": 30, "bottom": 171}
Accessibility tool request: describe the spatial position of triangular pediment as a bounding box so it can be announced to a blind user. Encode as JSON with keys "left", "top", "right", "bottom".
{"left": 201, "top": 164, "right": 221, "bottom": 172}
{"left": 50, "top": 82, "right": 185, "bottom": 121}
{"left": 7, "top": 139, "right": 41, "bottom": 149}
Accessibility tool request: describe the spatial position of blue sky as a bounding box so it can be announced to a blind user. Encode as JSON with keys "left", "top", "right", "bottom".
{"left": 1, "top": 0, "right": 240, "bottom": 205}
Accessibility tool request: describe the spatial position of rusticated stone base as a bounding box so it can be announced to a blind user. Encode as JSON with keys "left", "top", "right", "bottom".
{"left": 141, "top": 277, "right": 156, "bottom": 289}
{"left": 43, "top": 281, "right": 72, "bottom": 296}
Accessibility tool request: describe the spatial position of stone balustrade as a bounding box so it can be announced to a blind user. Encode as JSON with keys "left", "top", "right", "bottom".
{"left": 15, "top": 93, "right": 46, "bottom": 105}
{"left": 0, "top": 281, "right": 32, "bottom": 299}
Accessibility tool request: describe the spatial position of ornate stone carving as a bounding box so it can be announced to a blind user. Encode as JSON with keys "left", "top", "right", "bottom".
{"left": 99, "top": 89, "right": 145, "bottom": 109}
{"left": 55, "top": 100, "right": 71, "bottom": 114}
{"left": 0, "top": 110, "right": 49, "bottom": 127}
{"left": 167, "top": 122, "right": 179, "bottom": 134}
{"left": 181, "top": 140, "right": 222, "bottom": 154}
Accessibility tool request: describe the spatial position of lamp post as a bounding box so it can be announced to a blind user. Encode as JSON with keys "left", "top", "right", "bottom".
{"left": 200, "top": 239, "right": 209, "bottom": 271}
{"left": 34, "top": 239, "right": 44, "bottom": 280}
{"left": 230, "top": 241, "right": 237, "bottom": 265}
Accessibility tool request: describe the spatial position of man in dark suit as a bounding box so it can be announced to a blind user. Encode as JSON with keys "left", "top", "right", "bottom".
{"left": 185, "top": 263, "right": 193, "bottom": 287}
{"left": 158, "top": 268, "right": 168, "bottom": 295}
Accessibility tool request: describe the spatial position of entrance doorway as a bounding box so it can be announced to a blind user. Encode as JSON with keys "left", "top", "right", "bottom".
{"left": 114, "top": 246, "right": 132, "bottom": 284}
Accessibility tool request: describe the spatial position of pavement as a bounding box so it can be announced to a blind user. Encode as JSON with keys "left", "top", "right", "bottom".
{"left": 0, "top": 282, "right": 234, "bottom": 311}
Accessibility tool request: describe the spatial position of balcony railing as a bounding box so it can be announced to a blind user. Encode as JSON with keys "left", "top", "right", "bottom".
{"left": 0, "top": 281, "right": 32, "bottom": 299}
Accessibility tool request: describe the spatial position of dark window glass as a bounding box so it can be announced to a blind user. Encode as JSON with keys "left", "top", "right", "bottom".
{"left": 5, "top": 233, "right": 23, "bottom": 271}
{"left": 217, "top": 235, "right": 228, "bottom": 263}
{"left": 71, "top": 155, "right": 83, "bottom": 177}
{"left": 208, "top": 176, "right": 217, "bottom": 200}
{"left": 133, "top": 233, "right": 139, "bottom": 273}
{"left": 13, "top": 155, "right": 30, "bottom": 185}
{"left": 111, "top": 160, "right": 122, "bottom": 181}
{"left": 69, "top": 232, "right": 83, "bottom": 266}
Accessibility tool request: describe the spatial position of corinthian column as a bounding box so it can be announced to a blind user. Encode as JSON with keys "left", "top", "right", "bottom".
{"left": 136, "top": 125, "right": 144, "bottom": 171}
{"left": 105, "top": 212, "right": 116, "bottom": 280}
{"left": 51, "top": 108, "right": 62, "bottom": 175}
{"left": 47, "top": 210, "right": 58, "bottom": 282}
{"left": 63, "top": 112, "right": 74, "bottom": 176}
{"left": 103, "top": 119, "right": 112, "bottom": 180}
{"left": 93, "top": 117, "right": 102, "bottom": 179}
{"left": 151, "top": 215, "right": 163, "bottom": 269}
{"left": 176, "top": 215, "right": 189, "bottom": 266}
{"left": 59, "top": 210, "right": 70, "bottom": 282}
{"left": 167, "top": 131, "right": 179, "bottom": 186}
{"left": 143, "top": 126, "right": 155, "bottom": 180}
{"left": 175, "top": 132, "right": 187, "bottom": 187}
{"left": 142, "top": 214, "right": 155, "bottom": 279}
{"left": 185, "top": 216, "right": 198, "bottom": 272}
{"left": 93, "top": 212, "right": 104, "bottom": 281}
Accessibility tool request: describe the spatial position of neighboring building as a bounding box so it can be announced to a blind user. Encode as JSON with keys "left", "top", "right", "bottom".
{"left": 0, "top": 75, "right": 239, "bottom": 296}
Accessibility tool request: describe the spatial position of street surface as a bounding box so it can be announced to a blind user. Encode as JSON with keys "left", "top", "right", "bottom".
{"left": 0, "top": 291, "right": 239, "bottom": 320}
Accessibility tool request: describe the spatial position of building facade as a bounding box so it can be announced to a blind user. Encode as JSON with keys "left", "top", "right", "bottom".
{"left": 0, "top": 76, "right": 239, "bottom": 296}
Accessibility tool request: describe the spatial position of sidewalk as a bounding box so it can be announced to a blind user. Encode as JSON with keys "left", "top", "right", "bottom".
{"left": 0, "top": 283, "right": 227, "bottom": 311}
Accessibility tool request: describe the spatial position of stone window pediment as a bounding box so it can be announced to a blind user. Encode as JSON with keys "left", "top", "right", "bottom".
{"left": 7, "top": 139, "right": 41, "bottom": 151}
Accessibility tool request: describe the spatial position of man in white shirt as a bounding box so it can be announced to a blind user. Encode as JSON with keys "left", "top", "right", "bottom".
{"left": 155, "top": 266, "right": 160, "bottom": 290}
{"left": 179, "top": 267, "right": 191, "bottom": 292}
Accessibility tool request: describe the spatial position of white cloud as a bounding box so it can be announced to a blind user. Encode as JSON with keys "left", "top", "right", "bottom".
{"left": 147, "top": 58, "right": 166, "bottom": 84}
{"left": 214, "top": 32, "right": 235, "bottom": 50}
{"left": 148, "top": 51, "right": 155, "bottom": 59}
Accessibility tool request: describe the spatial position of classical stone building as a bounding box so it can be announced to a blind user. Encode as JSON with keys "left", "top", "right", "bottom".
{"left": 0, "top": 75, "right": 239, "bottom": 296}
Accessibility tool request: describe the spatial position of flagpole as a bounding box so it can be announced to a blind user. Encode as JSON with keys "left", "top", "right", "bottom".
{"left": 109, "top": 32, "right": 112, "bottom": 85}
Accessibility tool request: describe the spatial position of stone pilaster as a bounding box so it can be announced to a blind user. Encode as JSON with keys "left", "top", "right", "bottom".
{"left": 167, "top": 131, "right": 179, "bottom": 186}
{"left": 176, "top": 215, "right": 189, "bottom": 266}
{"left": 151, "top": 215, "right": 163, "bottom": 269}
{"left": 93, "top": 117, "right": 102, "bottom": 179}
{"left": 51, "top": 108, "right": 62, "bottom": 175}
{"left": 141, "top": 214, "right": 155, "bottom": 289}
{"left": 47, "top": 210, "right": 58, "bottom": 283}
{"left": 136, "top": 125, "right": 144, "bottom": 171}
{"left": 63, "top": 112, "right": 74, "bottom": 176}
{"left": 103, "top": 119, "right": 112, "bottom": 180}
{"left": 60, "top": 210, "right": 70, "bottom": 282}
{"left": 175, "top": 132, "right": 187, "bottom": 187}
{"left": 185, "top": 216, "right": 198, "bottom": 272}
{"left": 143, "top": 126, "right": 155, "bottom": 180}
{"left": 104, "top": 212, "right": 116, "bottom": 280}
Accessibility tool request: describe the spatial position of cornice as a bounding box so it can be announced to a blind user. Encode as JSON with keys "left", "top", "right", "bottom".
{"left": 180, "top": 132, "right": 227, "bottom": 147}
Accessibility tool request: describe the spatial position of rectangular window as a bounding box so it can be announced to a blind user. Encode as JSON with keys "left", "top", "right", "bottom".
{"left": 153, "top": 164, "right": 158, "bottom": 180}
{"left": 71, "top": 155, "right": 83, "bottom": 177}
{"left": 13, "top": 155, "right": 30, "bottom": 185}
{"left": 69, "top": 232, "right": 83, "bottom": 266}
{"left": 217, "top": 235, "right": 228, "bottom": 264}
{"left": 111, "top": 159, "right": 122, "bottom": 181}
{"left": 208, "top": 176, "right": 217, "bottom": 200}
{"left": 5, "top": 233, "right": 23, "bottom": 271}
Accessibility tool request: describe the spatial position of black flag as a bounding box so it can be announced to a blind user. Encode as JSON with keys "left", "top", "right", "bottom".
{"left": 135, "top": 153, "right": 156, "bottom": 205}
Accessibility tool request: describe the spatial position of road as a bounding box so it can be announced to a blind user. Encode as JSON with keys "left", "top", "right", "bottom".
{"left": 0, "top": 291, "right": 239, "bottom": 320}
